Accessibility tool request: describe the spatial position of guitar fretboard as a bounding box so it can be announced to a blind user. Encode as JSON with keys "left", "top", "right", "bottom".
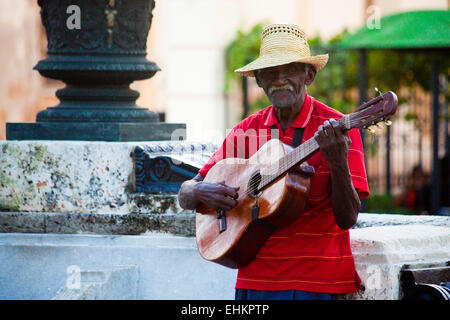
{"left": 258, "top": 116, "right": 348, "bottom": 190}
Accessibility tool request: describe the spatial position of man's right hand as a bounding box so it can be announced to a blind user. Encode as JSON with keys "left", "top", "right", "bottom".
{"left": 194, "top": 180, "right": 240, "bottom": 211}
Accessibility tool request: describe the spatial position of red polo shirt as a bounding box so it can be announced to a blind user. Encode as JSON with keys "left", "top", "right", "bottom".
{"left": 199, "top": 93, "right": 369, "bottom": 294}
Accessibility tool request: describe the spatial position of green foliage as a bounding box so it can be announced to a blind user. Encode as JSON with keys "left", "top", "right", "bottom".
{"left": 365, "top": 193, "right": 414, "bottom": 215}
{"left": 224, "top": 23, "right": 267, "bottom": 92}
{"left": 307, "top": 30, "right": 358, "bottom": 114}
{"left": 249, "top": 94, "right": 270, "bottom": 115}
{"left": 366, "top": 50, "right": 449, "bottom": 96}
{"left": 224, "top": 23, "right": 449, "bottom": 116}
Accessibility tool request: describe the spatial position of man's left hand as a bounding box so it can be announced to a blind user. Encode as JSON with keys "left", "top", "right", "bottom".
{"left": 314, "top": 118, "right": 352, "bottom": 168}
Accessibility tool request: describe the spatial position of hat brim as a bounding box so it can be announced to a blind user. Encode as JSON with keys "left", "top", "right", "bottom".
{"left": 235, "top": 53, "right": 329, "bottom": 77}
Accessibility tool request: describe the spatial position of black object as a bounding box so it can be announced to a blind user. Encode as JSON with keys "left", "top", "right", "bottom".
{"left": 270, "top": 125, "right": 304, "bottom": 148}
{"left": 217, "top": 210, "right": 227, "bottom": 233}
{"left": 292, "top": 127, "right": 304, "bottom": 148}
{"left": 430, "top": 59, "right": 441, "bottom": 213}
{"left": 251, "top": 202, "right": 260, "bottom": 221}
{"left": 132, "top": 144, "right": 213, "bottom": 194}
{"left": 401, "top": 264, "right": 450, "bottom": 300}
{"left": 6, "top": 0, "right": 184, "bottom": 141}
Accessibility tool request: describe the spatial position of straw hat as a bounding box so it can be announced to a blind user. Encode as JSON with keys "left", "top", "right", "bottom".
{"left": 235, "top": 24, "right": 328, "bottom": 77}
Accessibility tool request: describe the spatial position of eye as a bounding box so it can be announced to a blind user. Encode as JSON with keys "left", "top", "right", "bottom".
{"left": 286, "top": 65, "right": 299, "bottom": 75}
{"left": 260, "top": 69, "right": 278, "bottom": 80}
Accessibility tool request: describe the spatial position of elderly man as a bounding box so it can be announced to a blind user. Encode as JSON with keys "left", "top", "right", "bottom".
{"left": 178, "top": 24, "right": 369, "bottom": 300}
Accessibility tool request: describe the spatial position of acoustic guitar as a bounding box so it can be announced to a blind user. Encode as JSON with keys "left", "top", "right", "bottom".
{"left": 196, "top": 91, "right": 398, "bottom": 269}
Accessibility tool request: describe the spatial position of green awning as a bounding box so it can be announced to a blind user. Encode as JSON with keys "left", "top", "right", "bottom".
{"left": 340, "top": 10, "right": 450, "bottom": 49}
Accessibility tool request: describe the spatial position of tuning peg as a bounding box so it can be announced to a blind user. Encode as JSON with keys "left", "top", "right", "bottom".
{"left": 375, "top": 87, "right": 383, "bottom": 96}
{"left": 367, "top": 126, "right": 377, "bottom": 134}
{"left": 368, "top": 121, "right": 382, "bottom": 130}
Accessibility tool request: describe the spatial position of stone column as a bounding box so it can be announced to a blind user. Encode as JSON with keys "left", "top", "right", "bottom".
{"left": 6, "top": 0, "right": 185, "bottom": 141}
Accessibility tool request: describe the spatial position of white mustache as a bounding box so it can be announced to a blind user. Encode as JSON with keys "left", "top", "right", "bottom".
{"left": 268, "top": 84, "right": 294, "bottom": 95}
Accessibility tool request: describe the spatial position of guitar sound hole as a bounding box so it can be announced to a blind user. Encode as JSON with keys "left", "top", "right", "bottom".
{"left": 247, "top": 170, "right": 263, "bottom": 198}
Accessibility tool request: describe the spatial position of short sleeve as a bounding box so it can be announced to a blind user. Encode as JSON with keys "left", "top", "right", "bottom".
{"left": 198, "top": 119, "right": 267, "bottom": 178}
{"left": 347, "top": 128, "right": 370, "bottom": 199}
{"left": 198, "top": 124, "right": 244, "bottom": 178}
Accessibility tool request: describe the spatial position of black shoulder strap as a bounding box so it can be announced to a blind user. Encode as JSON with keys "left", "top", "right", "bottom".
{"left": 292, "top": 127, "right": 304, "bottom": 147}
{"left": 271, "top": 124, "right": 304, "bottom": 147}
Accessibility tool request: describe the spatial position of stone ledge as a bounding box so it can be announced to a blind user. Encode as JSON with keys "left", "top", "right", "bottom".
{"left": 0, "top": 140, "right": 212, "bottom": 214}
{"left": 0, "top": 211, "right": 195, "bottom": 237}
{"left": 1, "top": 212, "right": 449, "bottom": 237}
{"left": 353, "top": 213, "right": 450, "bottom": 228}
{"left": 0, "top": 225, "right": 448, "bottom": 300}
{"left": 342, "top": 225, "right": 450, "bottom": 300}
{"left": 0, "top": 232, "right": 236, "bottom": 299}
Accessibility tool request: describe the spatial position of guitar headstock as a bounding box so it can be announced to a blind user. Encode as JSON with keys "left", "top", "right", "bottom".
{"left": 344, "top": 91, "right": 398, "bottom": 132}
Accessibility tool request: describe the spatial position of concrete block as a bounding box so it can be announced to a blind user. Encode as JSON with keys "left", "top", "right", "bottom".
{"left": 342, "top": 225, "right": 450, "bottom": 300}
{"left": 52, "top": 266, "right": 138, "bottom": 300}
{"left": 0, "top": 140, "right": 213, "bottom": 214}
{"left": 0, "top": 232, "right": 236, "bottom": 300}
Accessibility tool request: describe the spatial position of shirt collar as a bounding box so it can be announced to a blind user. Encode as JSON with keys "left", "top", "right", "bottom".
{"left": 263, "top": 93, "right": 314, "bottom": 128}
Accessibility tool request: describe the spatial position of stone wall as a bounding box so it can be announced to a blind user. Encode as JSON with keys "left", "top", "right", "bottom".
{"left": 0, "top": 225, "right": 448, "bottom": 300}
{"left": 2, "top": 140, "right": 448, "bottom": 237}
{"left": 1, "top": 140, "right": 449, "bottom": 300}
{"left": 0, "top": 140, "right": 211, "bottom": 214}
{"left": 344, "top": 225, "right": 450, "bottom": 300}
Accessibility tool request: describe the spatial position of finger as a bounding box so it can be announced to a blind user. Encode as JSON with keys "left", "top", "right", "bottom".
{"left": 209, "top": 198, "right": 229, "bottom": 211}
{"left": 218, "top": 180, "right": 239, "bottom": 190}
{"left": 299, "top": 163, "right": 315, "bottom": 174}
{"left": 329, "top": 118, "right": 344, "bottom": 138}
{"left": 317, "top": 125, "right": 325, "bottom": 138}
{"left": 330, "top": 118, "right": 339, "bottom": 132}
{"left": 314, "top": 131, "right": 321, "bottom": 142}
{"left": 345, "top": 135, "right": 352, "bottom": 146}
{"left": 234, "top": 186, "right": 240, "bottom": 198}
{"left": 323, "top": 121, "right": 334, "bottom": 137}
{"left": 217, "top": 197, "right": 238, "bottom": 211}
{"left": 218, "top": 180, "right": 239, "bottom": 189}
{"left": 317, "top": 125, "right": 324, "bottom": 133}
{"left": 329, "top": 118, "right": 337, "bottom": 126}
{"left": 220, "top": 184, "right": 239, "bottom": 199}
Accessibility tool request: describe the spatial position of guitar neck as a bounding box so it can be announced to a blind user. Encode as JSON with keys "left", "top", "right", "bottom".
{"left": 257, "top": 90, "right": 399, "bottom": 190}
{"left": 259, "top": 116, "right": 348, "bottom": 190}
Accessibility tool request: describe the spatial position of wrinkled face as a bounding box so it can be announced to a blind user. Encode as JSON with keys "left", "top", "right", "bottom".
{"left": 255, "top": 62, "right": 316, "bottom": 108}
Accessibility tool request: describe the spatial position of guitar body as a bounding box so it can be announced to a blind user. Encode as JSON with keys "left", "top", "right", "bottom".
{"left": 196, "top": 139, "right": 312, "bottom": 269}
{"left": 195, "top": 91, "right": 398, "bottom": 269}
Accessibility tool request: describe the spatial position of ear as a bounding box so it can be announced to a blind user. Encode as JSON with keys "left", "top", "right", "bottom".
{"left": 305, "top": 65, "right": 316, "bottom": 86}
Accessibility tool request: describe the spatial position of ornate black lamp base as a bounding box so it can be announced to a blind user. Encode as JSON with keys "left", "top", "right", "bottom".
{"left": 6, "top": 0, "right": 183, "bottom": 142}
{"left": 6, "top": 122, "right": 185, "bottom": 142}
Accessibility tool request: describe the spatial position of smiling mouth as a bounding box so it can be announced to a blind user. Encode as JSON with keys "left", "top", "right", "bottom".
{"left": 268, "top": 84, "right": 294, "bottom": 95}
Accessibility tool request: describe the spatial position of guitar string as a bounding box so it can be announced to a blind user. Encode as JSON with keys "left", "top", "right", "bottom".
{"left": 260, "top": 117, "right": 347, "bottom": 185}
{"left": 246, "top": 138, "right": 315, "bottom": 192}
{"left": 246, "top": 116, "right": 358, "bottom": 192}
{"left": 248, "top": 120, "right": 341, "bottom": 192}
{"left": 259, "top": 138, "right": 318, "bottom": 188}
{"left": 246, "top": 99, "right": 392, "bottom": 191}
{"left": 247, "top": 131, "right": 320, "bottom": 192}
